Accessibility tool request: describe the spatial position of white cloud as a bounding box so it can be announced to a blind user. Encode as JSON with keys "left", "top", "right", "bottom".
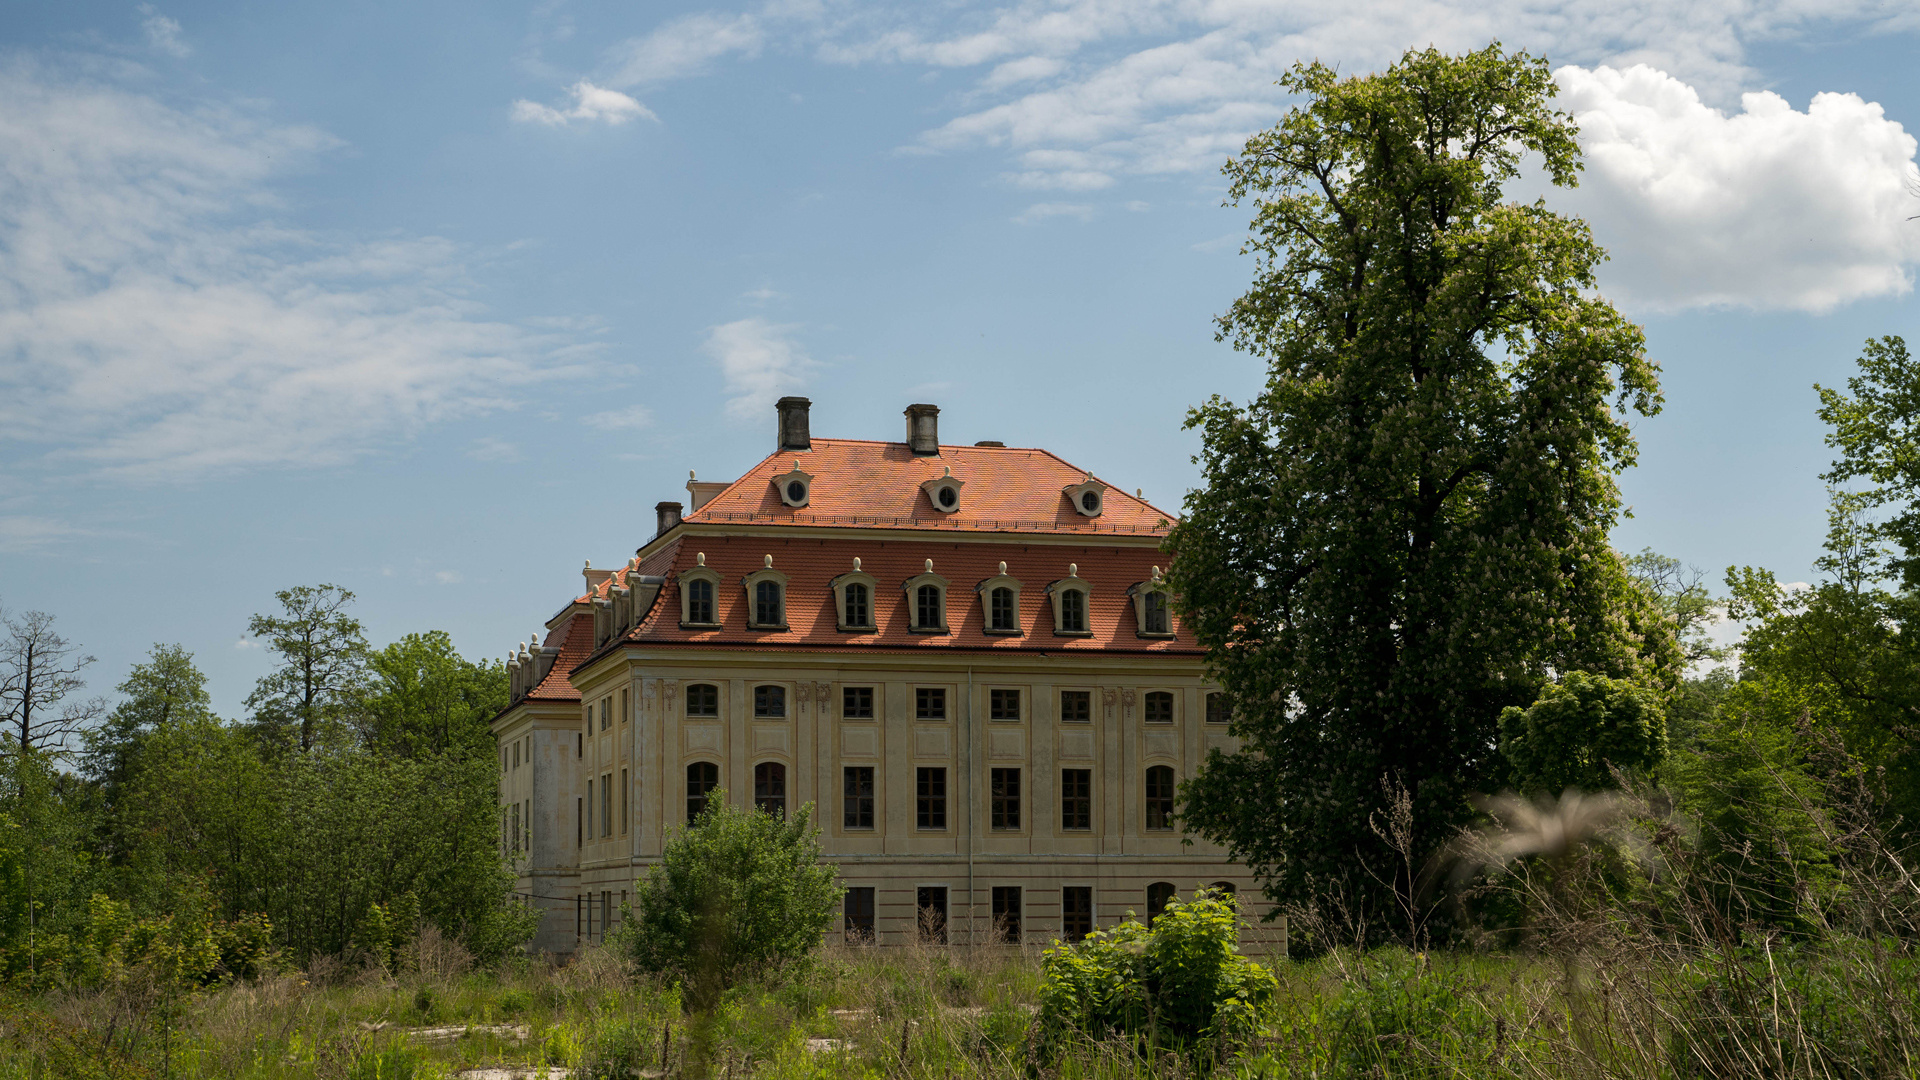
{"left": 139, "top": 5, "right": 190, "bottom": 58}
{"left": 701, "top": 318, "right": 814, "bottom": 421}
{"left": 608, "top": 11, "right": 764, "bottom": 85}
{"left": 0, "top": 515, "right": 90, "bottom": 554}
{"left": 1553, "top": 64, "right": 1920, "bottom": 312}
{"left": 1013, "top": 201, "right": 1094, "bottom": 224}
{"left": 0, "top": 59, "right": 591, "bottom": 482}
{"left": 511, "top": 81, "right": 656, "bottom": 126}
{"left": 467, "top": 436, "right": 523, "bottom": 462}
{"left": 582, "top": 404, "right": 655, "bottom": 430}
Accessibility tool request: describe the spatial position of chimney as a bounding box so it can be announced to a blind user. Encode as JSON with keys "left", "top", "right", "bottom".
{"left": 655, "top": 501, "right": 683, "bottom": 537}
{"left": 904, "top": 403, "right": 940, "bottom": 456}
{"left": 776, "top": 396, "right": 812, "bottom": 452}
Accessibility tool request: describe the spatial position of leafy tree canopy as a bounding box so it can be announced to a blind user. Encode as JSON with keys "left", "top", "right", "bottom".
{"left": 1499, "top": 670, "right": 1667, "bottom": 795}
{"left": 245, "top": 584, "right": 369, "bottom": 753}
{"left": 1170, "top": 43, "right": 1680, "bottom": 931}
{"left": 362, "top": 632, "right": 506, "bottom": 761}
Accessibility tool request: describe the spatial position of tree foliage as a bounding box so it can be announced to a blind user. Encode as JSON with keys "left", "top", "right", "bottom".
{"left": 1170, "top": 44, "right": 1679, "bottom": 929}
{"left": 1499, "top": 671, "right": 1667, "bottom": 795}
{"left": 245, "top": 584, "right": 369, "bottom": 753}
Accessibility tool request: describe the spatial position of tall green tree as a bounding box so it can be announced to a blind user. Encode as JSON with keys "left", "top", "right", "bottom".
{"left": 82, "top": 644, "right": 216, "bottom": 799}
{"left": 245, "top": 585, "right": 369, "bottom": 752}
{"left": 362, "top": 632, "right": 506, "bottom": 760}
{"left": 1170, "top": 45, "right": 1679, "bottom": 929}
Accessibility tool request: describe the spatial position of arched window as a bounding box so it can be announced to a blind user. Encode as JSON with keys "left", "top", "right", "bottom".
{"left": 754, "top": 762, "right": 786, "bottom": 817}
{"left": 686, "top": 683, "right": 719, "bottom": 717}
{"left": 1145, "top": 766, "right": 1175, "bottom": 831}
{"left": 916, "top": 584, "right": 943, "bottom": 630}
{"left": 844, "top": 582, "right": 870, "bottom": 629}
{"left": 990, "top": 587, "right": 1017, "bottom": 631}
{"left": 755, "top": 580, "right": 783, "bottom": 627}
{"left": 1060, "top": 588, "right": 1087, "bottom": 633}
{"left": 1144, "top": 691, "right": 1174, "bottom": 723}
{"left": 754, "top": 684, "right": 786, "bottom": 718}
{"left": 687, "top": 579, "right": 715, "bottom": 624}
{"left": 686, "top": 762, "right": 718, "bottom": 824}
{"left": 1210, "top": 881, "right": 1237, "bottom": 902}
{"left": 1146, "top": 882, "right": 1177, "bottom": 926}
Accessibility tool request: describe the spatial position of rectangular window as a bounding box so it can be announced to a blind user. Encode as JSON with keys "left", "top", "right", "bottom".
{"left": 600, "top": 697, "right": 611, "bottom": 731}
{"left": 601, "top": 772, "right": 612, "bottom": 837}
{"left": 916, "top": 767, "right": 947, "bottom": 829}
{"left": 1206, "top": 693, "right": 1231, "bottom": 724}
{"left": 915, "top": 687, "right": 946, "bottom": 720}
{"left": 754, "top": 580, "right": 783, "bottom": 626}
{"left": 576, "top": 797, "right": 583, "bottom": 846}
{"left": 1144, "top": 691, "right": 1174, "bottom": 723}
{"left": 990, "top": 587, "right": 1017, "bottom": 631}
{"left": 687, "top": 579, "right": 715, "bottom": 625}
{"left": 511, "top": 742, "right": 520, "bottom": 769}
{"left": 1144, "top": 591, "right": 1170, "bottom": 634}
{"left": 585, "top": 779, "right": 593, "bottom": 840}
{"left": 843, "top": 583, "right": 871, "bottom": 628}
{"left": 990, "top": 768, "right": 1021, "bottom": 830}
{"left": 991, "top": 886, "right": 1022, "bottom": 944}
{"left": 1062, "top": 886, "right": 1093, "bottom": 943}
{"left": 620, "top": 768, "right": 628, "bottom": 835}
{"left": 843, "top": 685, "right": 874, "bottom": 719}
{"left": 1061, "top": 768, "right": 1092, "bottom": 830}
{"left": 1061, "top": 589, "right": 1087, "bottom": 632}
{"left": 511, "top": 803, "right": 520, "bottom": 854}
{"left": 686, "top": 683, "right": 719, "bottom": 717}
{"left": 620, "top": 687, "right": 629, "bottom": 723}
{"left": 1146, "top": 767, "right": 1176, "bottom": 831}
{"left": 1060, "top": 690, "right": 1092, "bottom": 724}
{"left": 754, "top": 684, "right": 786, "bottom": 718}
{"left": 844, "top": 887, "right": 876, "bottom": 943}
{"left": 843, "top": 767, "right": 875, "bottom": 829}
{"left": 915, "top": 585, "right": 944, "bottom": 630}
{"left": 989, "top": 688, "right": 1021, "bottom": 721}
{"left": 525, "top": 799, "right": 531, "bottom": 853}
{"left": 916, "top": 886, "right": 948, "bottom": 944}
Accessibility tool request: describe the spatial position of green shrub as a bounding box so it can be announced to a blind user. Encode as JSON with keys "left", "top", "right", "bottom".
{"left": 1325, "top": 950, "right": 1491, "bottom": 1080}
{"left": 497, "top": 987, "right": 533, "bottom": 1016}
{"left": 618, "top": 796, "right": 839, "bottom": 1011}
{"left": 1036, "top": 886, "right": 1274, "bottom": 1060}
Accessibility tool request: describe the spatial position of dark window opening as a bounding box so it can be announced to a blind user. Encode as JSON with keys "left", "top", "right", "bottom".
{"left": 915, "top": 687, "right": 946, "bottom": 720}
{"left": 1080, "top": 491, "right": 1100, "bottom": 513}
{"left": 916, "top": 886, "right": 948, "bottom": 945}
{"left": 844, "top": 887, "right": 875, "bottom": 944}
{"left": 1144, "top": 691, "right": 1174, "bottom": 724}
{"left": 989, "top": 688, "right": 1021, "bottom": 721}
{"left": 754, "top": 684, "right": 786, "bottom": 718}
{"left": 937, "top": 485, "right": 958, "bottom": 508}
{"left": 1145, "top": 765, "right": 1175, "bottom": 831}
{"left": 686, "top": 762, "right": 718, "bottom": 824}
{"left": 916, "top": 767, "right": 947, "bottom": 830}
{"left": 915, "top": 584, "right": 943, "bottom": 630}
{"left": 786, "top": 480, "right": 806, "bottom": 503}
{"left": 843, "top": 582, "right": 871, "bottom": 629}
{"left": 1060, "top": 589, "right": 1087, "bottom": 632}
{"left": 1060, "top": 690, "right": 1091, "bottom": 724}
{"left": 1062, "top": 886, "right": 1093, "bottom": 943}
{"left": 991, "top": 886, "right": 1022, "bottom": 944}
{"left": 843, "top": 766, "right": 874, "bottom": 829}
{"left": 754, "top": 761, "right": 786, "bottom": 817}
{"left": 1205, "top": 693, "right": 1231, "bottom": 725}
{"left": 754, "top": 580, "right": 784, "bottom": 627}
{"left": 842, "top": 685, "right": 874, "bottom": 719}
{"left": 686, "top": 683, "right": 719, "bottom": 717}
{"left": 990, "top": 768, "right": 1021, "bottom": 830}
{"left": 990, "top": 587, "right": 1018, "bottom": 631}
{"left": 1061, "top": 769, "right": 1092, "bottom": 830}
{"left": 1144, "top": 591, "right": 1170, "bottom": 634}
{"left": 687, "top": 579, "right": 715, "bottom": 624}
{"left": 1146, "top": 882, "right": 1177, "bottom": 926}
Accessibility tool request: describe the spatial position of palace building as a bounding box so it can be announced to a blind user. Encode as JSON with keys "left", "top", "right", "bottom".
{"left": 492, "top": 398, "right": 1276, "bottom": 954}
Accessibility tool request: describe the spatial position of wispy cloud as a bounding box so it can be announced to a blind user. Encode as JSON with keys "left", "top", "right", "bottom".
{"left": 701, "top": 318, "right": 814, "bottom": 421}
{"left": 1013, "top": 201, "right": 1093, "bottom": 224}
{"left": 138, "top": 4, "right": 190, "bottom": 58}
{"left": 0, "top": 515, "right": 91, "bottom": 555}
{"left": 608, "top": 11, "right": 763, "bottom": 85}
{"left": 511, "top": 80, "right": 656, "bottom": 126}
{"left": 467, "top": 436, "right": 523, "bottom": 462}
{"left": 0, "top": 58, "right": 591, "bottom": 483}
{"left": 583, "top": 404, "right": 654, "bottom": 430}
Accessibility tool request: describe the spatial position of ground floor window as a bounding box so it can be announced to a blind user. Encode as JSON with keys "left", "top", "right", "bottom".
{"left": 916, "top": 886, "right": 948, "bottom": 944}
{"left": 991, "top": 886, "right": 1022, "bottom": 944}
{"left": 844, "top": 887, "right": 875, "bottom": 943}
{"left": 1062, "top": 886, "right": 1093, "bottom": 943}
{"left": 1147, "top": 882, "right": 1177, "bottom": 927}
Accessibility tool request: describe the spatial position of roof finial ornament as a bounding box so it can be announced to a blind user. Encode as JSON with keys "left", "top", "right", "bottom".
{"left": 1151, "top": 565, "right": 1163, "bottom": 582}
{"left": 853, "top": 557, "right": 862, "bottom": 571}
{"left": 696, "top": 552, "right": 706, "bottom": 566}
{"left": 764, "top": 554, "right": 774, "bottom": 568}
{"left": 1069, "top": 562, "right": 1079, "bottom": 577}
{"left": 998, "top": 560, "right": 1007, "bottom": 575}
{"left": 925, "top": 558, "right": 934, "bottom": 573}
{"left": 943, "top": 465, "right": 952, "bottom": 477}
{"left": 1137, "top": 488, "right": 1143, "bottom": 498}
{"left": 689, "top": 469, "right": 696, "bottom": 480}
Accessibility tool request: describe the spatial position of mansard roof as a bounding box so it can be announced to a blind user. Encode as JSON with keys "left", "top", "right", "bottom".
{"left": 682, "top": 439, "right": 1176, "bottom": 537}
{"left": 525, "top": 613, "right": 593, "bottom": 701}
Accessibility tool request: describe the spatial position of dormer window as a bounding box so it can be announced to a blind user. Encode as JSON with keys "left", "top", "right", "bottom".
{"left": 904, "top": 559, "right": 950, "bottom": 634}
{"left": 743, "top": 555, "right": 789, "bottom": 631}
{"left": 830, "top": 558, "right": 879, "bottom": 633}
{"left": 1063, "top": 474, "right": 1107, "bottom": 518}
{"left": 1048, "top": 564, "right": 1093, "bottom": 636}
{"left": 677, "top": 553, "right": 722, "bottom": 629}
{"left": 1128, "top": 567, "right": 1176, "bottom": 639}
{"left": 920, "top": 466, "right": 964, "bottom": 514}
{"left": 975, "top": 561, "right": 1023, "bottom": 636}
{"left": 771, "top": 461, "right": 813, "bottom": 508}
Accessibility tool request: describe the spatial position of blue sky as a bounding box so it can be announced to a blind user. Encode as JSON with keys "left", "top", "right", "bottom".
{"left": 2, "top": 0, "right": 1918, "bottom": 717}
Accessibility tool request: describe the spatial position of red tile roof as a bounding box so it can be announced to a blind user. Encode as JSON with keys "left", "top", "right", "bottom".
{"left": 527, "top": 613, "right": 593, "bottom": 701}
{"left": 615, "top": 535, "right": 1198, "bottom": 655}
{"left": 682, "top": 439, "right": 1177, "bottom": 537}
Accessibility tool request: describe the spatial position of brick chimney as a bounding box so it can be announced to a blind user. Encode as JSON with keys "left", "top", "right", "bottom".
{"left": 655, "top": 501, "right": 683, "bottom": 537}
{"left": 776, "top": 396, "right": 812, "bottom": 452}
{"left": 904, "top": 403, "right": 940, "bottom": 456}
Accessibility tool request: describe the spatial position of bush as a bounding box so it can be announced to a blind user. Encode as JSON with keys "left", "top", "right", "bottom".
{"left": 1036, "top": 886, "right": 1274, "bottom": 1061}
{"left": 618, "top": 796, "right": 839, "bottom": 1010}
{"left": 1325, "top": 950, "right": 1492, "bottom": 1080}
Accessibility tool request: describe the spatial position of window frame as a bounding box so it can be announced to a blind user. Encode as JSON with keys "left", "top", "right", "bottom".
{"left": 753, "top": 761, "right": 787, "bottom": 818}
{"left": 842, "top": 766, "right": 875, "bottom": 830}
{"left": 1047, "top": 566, "right": 1093, "bottom": 637}
{"left": 1128, "top": 568, "right": 1176, "bottom": 638}
{"left": 1062, "top": 885, "right": 1094, "bottom": 943}
{"left": 990, "top": 767, "right": 1021, "bottom": 831}
{"left": 843, "top": 886, "right": 876, "bottom": 943}
{"left": 916, "top": 885, "right": 949, "bottom": 944}
{"left": 1145, "top": 765, "right": 1176, "bottom": 831}
{"left": 915, "top": 766, "right": 947, "bottom": 830}
{"left": 975, "top": 563, "right": 1024, "bottom": 636}
{"left": 685, "top": 761, "right": 719, "bottom": 824}
{"left": 1061, "top": 768, "right": 1092, "bottom": 830}
{"left": 685, "top": 682, "right": 720, "bottom": 718}
{"left": 988, "top": 687, "right": 1021, "bottom": 721}
{"left": 915, "top": 687, "right": 948, "bottom": 721}
{"left": 1146, "top": 882, "right": 1177, "bottom": 926}
{"left": 829, "top": 563, "right": 880, "bottom": 633}
{"left": 677, "top": 558, "right": 723, "bottom": 629}
{"left": 1059, "top": 689, "right": 1092, "bottom": 724}
{"left": 990, "top": 886, "right": 1022, "bottom": 944}
{"left": 1143, "top": 690, "right": 1175, "bottom": 724}
{"left": 902, "top": 563, "right": 951, "bottom": 634}
{"left": 842, "top": 685, "right": 875, "bottom": 720}
{"left": 1205, "top": 691, "right": 1231, "bottom": 725}
{"left": 741, "top": 561, "right": 790, "bottom": 631}
{"left": 753, "top": 683, "right": 787, "bottom": 719}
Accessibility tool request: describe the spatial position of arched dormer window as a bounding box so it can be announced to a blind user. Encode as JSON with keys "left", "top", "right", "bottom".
{"left": 677, "top": 553, "right": 722, "bottom": 629}
{"left": 1128, "top": 566, "right": 1175, "bottom": 638}
{"left": 1047, "top": 564, "right": 1092, "bottom": 637}
{"left": 1063, "top": 473, "right": 1107, "bottom": 518}
{"left": 830, "top": 558, "right": 879, "bottom": 633}
{"left": 903, "top": 559, "right": 950, "bottom": 634}
{"left": 920, "top": 466, "right": 964, "bottom": 514}
{"left": 771, "top": 460, "right": 813, "bottom": 508}
{"left": 742, "top": 555, "right": 789, "bottom": 631}
{"left": 975, "top": 561, "right": 1023, "bottom": 636}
